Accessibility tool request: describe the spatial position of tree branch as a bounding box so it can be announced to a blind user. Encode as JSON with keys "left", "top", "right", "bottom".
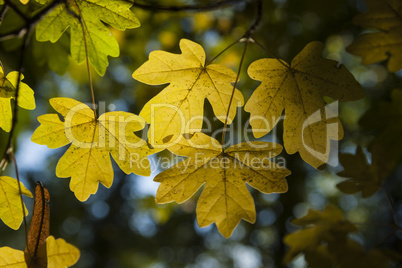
{"left": 132, "top": 0, "right": 243, "bottom": 12}
{"left": 0, "top": 0, "right": 62, "bottom": 40}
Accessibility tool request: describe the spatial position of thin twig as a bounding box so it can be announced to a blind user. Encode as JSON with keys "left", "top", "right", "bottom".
{"left": 207, "top": 38, "right": 242, "bottom": 65}
{"left": 1, "top": 28, "right": 30, "bottom": 163}
{"left": 132, "top": 0, "right": 242, "bottom": 12}
{"left": 0, "top": 1, "right": 61, "bottom": 162}
{"left": 0, "top": 0, "right": 61, "bottom": 40}
{"left": 4, "top": 0, "right": 28, "bottom": 22}
{"left": 220, "top": 0, "right": 262, "bottom": 147}
{"left": 9, "top": 148, "right": 30, "bottom": 257}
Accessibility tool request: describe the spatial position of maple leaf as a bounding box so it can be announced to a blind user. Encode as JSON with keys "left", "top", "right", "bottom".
{"left": 31, "top": 98, "right": 159, "bottom": 201}
{"left": 133, "top": 39, "right": 244, "bottom": 146}
{"left": 36, "top": 0, "right": 140, "bottom": 76}
{"left": 0, "top": 66, "right": 36, "bottom": 132}
{"left": 347, "top": 26, "right": 402, "bottom": 72}
{"left": 283, "top": 205, "right": 357, "bottom": 264}
{"left": 0, "top": 176, "right": 33, "bottom": 230}
{"left": 154, "top": 132, "right": 290, "bottom": 238}
{"left": 346, "top": 0, "right": 402, "bottom": 72}
{"left": 245, "top": 41, "right": 364, "bottom": 168}
{"left": 0, "top": 236, "right": 80, "bottom": 268}
{"left": 360, "top": 89, "right": 402, "bottom": 165}
{"left": 336, "top": 146, "right": 395, "bottom": 198}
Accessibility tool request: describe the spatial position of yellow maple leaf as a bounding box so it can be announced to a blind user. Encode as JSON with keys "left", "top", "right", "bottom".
{"left": 0, "top": 66, "right": 36, "bottom": 132}
{"left": 245, "top": 41, "right": 364, "bottom": 168}
{"left": 155, "top": 132, "right": 290, "bottom": 238}
{"left": 0, "top": 176, "right": 33, "bottom": 230}
{"left": 347, "top": 26, "right": 402, "bottom": 72}
{"left": 132, "top": 39, "right": 244, "bottom": 146}
{"left": 0, "top": 236, "right": 80, "bottom": 268}
{"left": 31, "top": 98, "right": 160, "bottom": 201}
{"left": 45, "top": 236, "right": 80, "bottom": 268}
{"left": 347, "top": 0, "right": 402, "bottom": 72}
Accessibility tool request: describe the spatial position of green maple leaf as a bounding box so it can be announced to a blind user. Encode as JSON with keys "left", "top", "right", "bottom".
{"left": 36, "top": 0, "right": 140, "bottom": 76}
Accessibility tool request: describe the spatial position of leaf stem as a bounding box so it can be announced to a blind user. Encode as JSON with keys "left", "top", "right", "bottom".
{"left": 207, "top": 38, "right": 241, "bottom": 65}
{"left": 76, "top": 2, "right": 97, "bottom": 117}
{"left": 253, "top": 39, "right": 290, "bottom": 69}
{"left": 9, "top": 148, "right": 30, "bottom": 258}
{"left": 221, "top": 39, "right": 249, "bottom": 148}
{"left": 220, "top": 0, "right": 262, "bottom": 147}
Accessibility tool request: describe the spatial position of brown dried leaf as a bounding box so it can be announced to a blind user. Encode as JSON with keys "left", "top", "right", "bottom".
{"left": 25, "top": 182, "right": 50, "bottom": 268}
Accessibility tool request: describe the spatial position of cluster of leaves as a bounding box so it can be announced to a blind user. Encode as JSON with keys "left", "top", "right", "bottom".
{"left": 29, "top": 37, "right": 364, "bottom": 238}
{"left": 0, "top": 0, "right": 401, "bottom": 266}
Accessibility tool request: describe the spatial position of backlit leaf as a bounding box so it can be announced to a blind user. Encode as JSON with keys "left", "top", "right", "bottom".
{"left": 0, "top": 236, "right": 79, "bottom": 268}
{"left": 0, "top": 66, "right": 36, "bottom": 132}
{"left": 347, "top": 0, "right": 402, "bottom": 72}
{"left": 133, "top": 39, "right": 244, "bottom": 146}
{"left": 36, "top": 0, "right": 140, "bottom": 76}
{"left": 45, "top": 236, "right": 80, "bottom": 268}
{"left": 0, "top": 176, "right": 33, "bottom": 230}
{"left": 245, "top": 41, "right": 364, "bottom": 168}
{"left": 0, "top": 247, "right": 26, "bottom": 267}
{"left": 155, "top": 132, "right": 290, "bottom": 238}
{"left": 347, "top": 26, "right": 402, "bottom": 72}
{"left": 31, "top": 98, "right": 159, "bottom": 201}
